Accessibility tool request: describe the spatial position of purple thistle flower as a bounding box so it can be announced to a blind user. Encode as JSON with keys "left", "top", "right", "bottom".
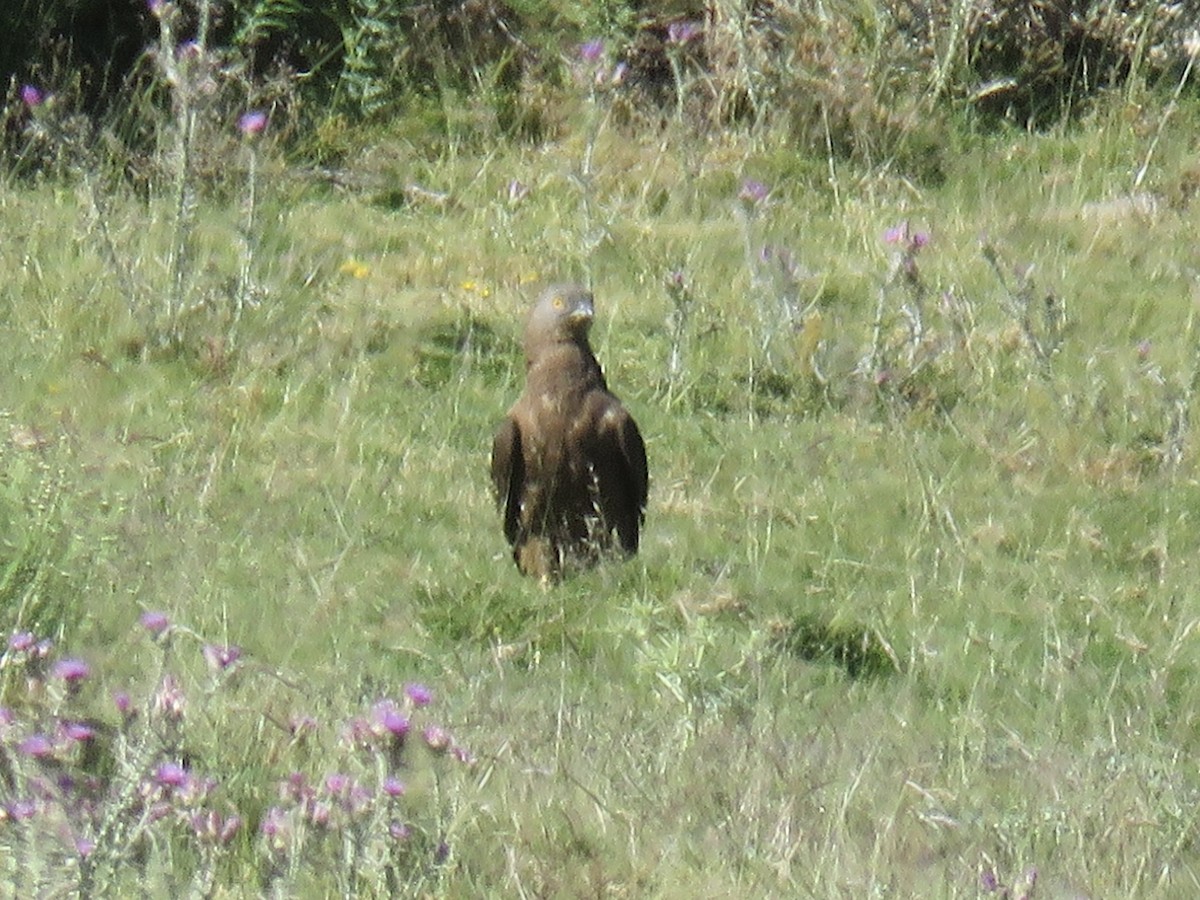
{"left": 202, "top": 643, "right": 242, "bottom": 672}
{"left": 154, "top": 674, "right": 186, "bottom": 721}
{"left": 139, "top": 610, "right": 170, "bottom": 635}
{"left": 324, "top": 773, "right": 350, "bottom": 797}
{"left": 75, "top": 837, "right": 96, "bottom": 857}
{"left": 260, "top": 806, "right": 287, "bottom": 839}
{"left": 190, "top": 809, "right": 218, "bottom": 840}
{"left": 113, "top": 690, "right": 135, "bottom": 719}
{"left": 192, "top": 810, "right": 243, "bottom": 845}
{"left": 422, "top": 724, "right": 451, "bottom": 754}
{"left": 153, "top": 761, "right": 190, "bottom": 789}
{"left": 20, "top": 85, "right": 43, "bottom": 108}
{"left": 884, "top": 221, "right": 929, "bottom": 252}
{"left": 380, "top": 710, "right": 410, "bottom": 738}
{"left": 0, "top": 707, "right": 14, "bottom": 727}
{"left": 52, "top": 658, "right": 91, "bottom": 684}
{"left": 282, "top": 771, "right": 312, "bottom": 799}
{"left": 579, "top": 39, "right": 605, "bottom": 63}
{"left": 346, "top": 783, "right": 372, "bottom": 818}
{"left": 389, "top": 821, "right": 411, "bottom": 841}
{"left": 147, "top": 0, "right": 166, "bottom": 17}
{"left": 34, "top": 638, "right": 53, "bottom": 658}
{"left": 177, "top": 775, "right": 218, "bottom": 806}
{"left": 145, "top": 801, "right": 173, "bottom": 824}
{"left": 381, "top": 776, "right": 405, "bottom": 798}
{"left": 341, "top": 715, "right": 375, "bottom": 749}
{"left": 17, "top": 734, "right": 54, "bottom": 758}
{"left": 434, "top": 840, "right": 450, "bottom": 864}
{"left": 451, "top": 744, "right": 476, "bottom": 766}
{"left": 667, "top": 20, "right": 702, "bottom": 45}
{"left": 372, "top": 700, "right": 410, "bottom": 739}
{"left": 8, "top": 631, "right": 36, "bottom": 652}
{"left": 237, "top": 109, "right": 268, "bottom": 137}
{"left": 739, "top": 178, "right": 769, "bottom": 204}
{"left": 61, "top": 722, "right": 97, "bottom": 743}
{"left": 404, "top": 682, "right": 433, "bottom": 707}
{"left": 7, "top": 799, "right": 37, "bottom": 821}
{"left": 219, "top": 814, "right": 243, "bottom": 844}
{"left": 980, "top": 868, "right": 1000, "bottom": 892}
{"left": 307, "top": 800, "right": 332, "bottom": 828}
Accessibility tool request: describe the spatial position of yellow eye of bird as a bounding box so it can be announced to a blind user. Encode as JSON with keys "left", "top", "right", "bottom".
{"left": 552, "top": 296, "right": 565, "bottom": 309}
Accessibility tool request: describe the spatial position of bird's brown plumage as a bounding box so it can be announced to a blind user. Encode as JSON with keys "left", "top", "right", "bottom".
{"left": 491, "top": 284, "right": 648, "bottom": 581}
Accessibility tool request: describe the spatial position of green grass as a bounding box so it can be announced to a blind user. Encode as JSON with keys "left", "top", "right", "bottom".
{"left": 4, "top": 89, "right": 1200, "bottom": 895}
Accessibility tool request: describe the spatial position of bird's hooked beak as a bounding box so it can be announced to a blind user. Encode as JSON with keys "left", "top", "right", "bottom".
{"left": 567, "top": 296, "right": 595, "bottom": 327}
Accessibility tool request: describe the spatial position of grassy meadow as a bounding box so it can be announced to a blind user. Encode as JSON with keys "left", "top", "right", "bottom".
{"left": 5, "top": 25, "right": 1200, "bottom": 897}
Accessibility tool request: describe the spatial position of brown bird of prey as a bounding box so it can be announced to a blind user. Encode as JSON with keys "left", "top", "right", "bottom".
{"left": 491, "top": 284, "right": 648, "bottom": 581}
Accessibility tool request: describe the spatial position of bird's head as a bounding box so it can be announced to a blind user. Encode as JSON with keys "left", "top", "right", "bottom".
{"left": 526, "top": 284, "right": 595, "bottom": 347}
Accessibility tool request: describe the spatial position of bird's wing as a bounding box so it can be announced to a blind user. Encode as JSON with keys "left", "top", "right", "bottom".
{"left": 614, "top": 406, "right": 648, "bottom": 517}
{"left": 592, "top": 399, "right": 648, "bottom": 553}
{"left": 491, "top": 416, "right": 524, "bottom": 545}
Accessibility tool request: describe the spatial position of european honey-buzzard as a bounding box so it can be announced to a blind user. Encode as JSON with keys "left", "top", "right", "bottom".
{"left": 491, "top": 284, "right": 648, "bottom": 581}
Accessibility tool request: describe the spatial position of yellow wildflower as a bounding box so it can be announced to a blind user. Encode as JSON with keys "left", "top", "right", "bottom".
{"left": 339, "top": 259, "right": 370, "bottom": 279}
